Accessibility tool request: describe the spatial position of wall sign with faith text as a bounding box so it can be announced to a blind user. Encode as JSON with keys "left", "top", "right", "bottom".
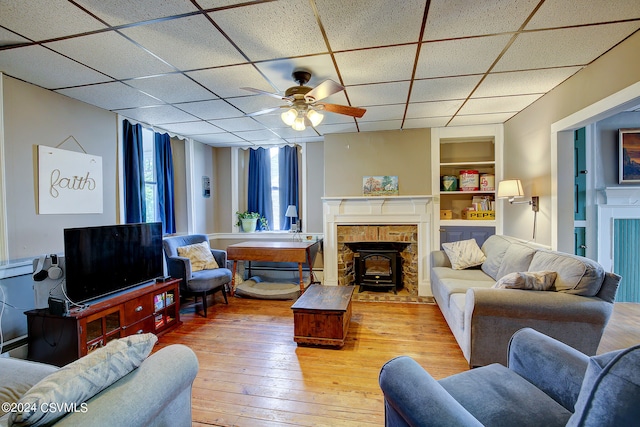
{"left": 37, "top": 145, "right": 103, "bottom": 214}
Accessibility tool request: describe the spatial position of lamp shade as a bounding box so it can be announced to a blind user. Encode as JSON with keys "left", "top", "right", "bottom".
{"left": 497, "top": 179, "right": 524, "bottom": 199}
{"left": 285, "top": 205, "right": 298, "bottom": 218}
{"left": 281, "top": 109, "right": 297, "bottom": 126}
{"left": 306, "top": 109, "right": 324, "bottom": 127}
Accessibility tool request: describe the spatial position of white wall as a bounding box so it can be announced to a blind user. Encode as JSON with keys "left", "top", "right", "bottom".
{"left": 2, "top": 76, "right": 117, "bottom": 259}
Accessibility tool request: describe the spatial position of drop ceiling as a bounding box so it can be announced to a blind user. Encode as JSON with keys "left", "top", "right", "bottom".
{"left": 1, "top": 0, "right": 639, "bottom": 147}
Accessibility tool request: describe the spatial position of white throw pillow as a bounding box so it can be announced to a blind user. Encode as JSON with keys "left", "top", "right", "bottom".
{"left": 492, "top": 271, "right": 557, "bottom": 291}
{"left": 177, "top": 241, "right": 219, "bottom": 272}
{"left": 442, "top": 239, "right": 486, "bottom": 270}
{"left": 10, "top": 333, "right": 157, "bottom": 426}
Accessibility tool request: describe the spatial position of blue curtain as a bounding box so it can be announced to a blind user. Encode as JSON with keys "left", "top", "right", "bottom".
{"left": 279, "top": 145, "right": 299, "bottom": 230}
{"left": 154, "top": 132, "right": 176, "bottom": 234}
{"left": 123, "top": 120, "right": 145, "bottom": 223}
{"left": 247, "top": 148, "right": 273, "bottom": 230}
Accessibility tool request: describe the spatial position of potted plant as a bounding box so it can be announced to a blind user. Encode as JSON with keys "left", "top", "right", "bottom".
{"left": 235, "top": 211, "right": 268, "bottom": 232}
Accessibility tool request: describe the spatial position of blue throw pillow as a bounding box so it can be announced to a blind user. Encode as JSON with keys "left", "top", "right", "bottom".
{"left": 567, "top": 344, "right": 640, "bottom": 426}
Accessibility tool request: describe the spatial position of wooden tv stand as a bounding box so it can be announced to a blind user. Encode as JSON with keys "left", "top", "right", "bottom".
{"left": 25, "top": 278, "right": 181, "bottom": 367}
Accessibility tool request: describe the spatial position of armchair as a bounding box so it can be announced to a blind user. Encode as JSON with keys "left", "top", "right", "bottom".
{"left": 163, "top": 234, "right": 232, "bottom": 317}
{"left": 379, "top": 328, "right": 640, "bottom": 427}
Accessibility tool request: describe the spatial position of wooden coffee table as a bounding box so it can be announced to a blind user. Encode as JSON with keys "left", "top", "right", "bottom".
{"left": 290, "top": 284, "right": 355, "bottom": 347}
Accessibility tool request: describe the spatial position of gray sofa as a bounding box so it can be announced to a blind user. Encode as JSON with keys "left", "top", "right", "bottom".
{"left": 431, "top": 235, "right": 621, "bottom": 367}
{"left": 379, "top": 328, "right": 640, "bottom": 427}
{"left": 0, "top": 343, "right": 198, "bottom": 427}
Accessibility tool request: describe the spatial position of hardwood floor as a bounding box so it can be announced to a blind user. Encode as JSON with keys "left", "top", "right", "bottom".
{"left": 157, "top": 296, "right": 640, "bottom": 427}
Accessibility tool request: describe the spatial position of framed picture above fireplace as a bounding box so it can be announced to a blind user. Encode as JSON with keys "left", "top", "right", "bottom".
{"left": 363, "top": 175, "right": 398, "bottom": 196}
{"left": 619, "top": 128, "right": 640, "bottom": 183}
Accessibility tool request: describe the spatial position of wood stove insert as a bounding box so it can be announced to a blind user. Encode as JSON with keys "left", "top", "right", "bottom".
{"left": 350, "top": 242, "right": 406, "bottom": 294}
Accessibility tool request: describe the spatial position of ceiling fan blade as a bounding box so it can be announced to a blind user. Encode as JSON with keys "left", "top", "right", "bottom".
{"left": 319, "top": 103, "right": 367, "bottom": 118}
{"left": 240, "top": 87, "right": 289, "bottom": 101}
{"left": 245, "top": 106, "right": 284, "bottom": 117}
{"left": 304, "top": 79, "right": 344, "bottom": 102}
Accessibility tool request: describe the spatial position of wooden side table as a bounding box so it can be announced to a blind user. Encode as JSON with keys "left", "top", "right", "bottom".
{"left": 227, "top": 241, "right": 319, "bottom": 295}
{"left": 290, "top": 284, "right": 355, "bottom": 347}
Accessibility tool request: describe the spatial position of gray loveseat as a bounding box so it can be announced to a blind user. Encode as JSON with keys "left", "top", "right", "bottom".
{"left": 431, "top": 235, "right": 621, "bottom": 367}
{"left": 0, "top": 341, "right": 198, "bottom": 426}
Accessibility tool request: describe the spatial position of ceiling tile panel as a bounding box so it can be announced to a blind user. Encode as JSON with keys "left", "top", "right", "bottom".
{"left": 192, "top": 132, "right": 246, "bottom": 145}
{"left": 449, "top": 112, "right": 517, "bottom": 127}
{"left": 126, "top": 74, "right": 216, "bottom": 104}
{"left": 74, "top": 0, "right": 199, "bottom": 26}
{"left": 232, "top": 129, "right": 282, "bottom": 142}
{"left": 416, "top": 35, "right": 512, "bottom": 79}
{"left": 494, "top": 23, "right": 640, "bottom": 72}
{"left": 158, "top": 121, "right": 223, "bottom": 136}
{"left": 178, "top": 99, "right": 243, "bottom": 120}
{"left": 45, "top": 31, "right": 175, "bottom": 79}
{"left": 195, "top": 1, "right": 260, "bottom": 10}
{"left": 406, "top": 100, "right": 464, "bottom": 118}
{"left": 315, "top": 0, "right": 427, "bottom": 51}
{"left": 0, "top": 0, "right": 106, "bottom": 41}
{"left": 526, "top": 0, "right": 640, "bottom": 30}
{"left": 410, "top": 75, "right": 482, "bottom": 103}
{"left": 56, "top": 82, "right": 161, "bottom": 110}
{"left": 254, "top": 55, "right": 340, "bottom": 92}
{"left": 319, "top": 122, "right": 358, "bottom": 135}
{"left": 120, "top": 15, "right": 247, "bottom": 70}
{"left": 335, "top": 45, "right": 417, "bottom": 85}
{"left": 403, "top": 117, "right": 450, "bottom": 128}
{"left": 285, "top": 136, "right": 324, "bottom": 144}
{"left": 0, "top": 45, "right": 112, "bottom": 89}
{"left": 252, "top": 114, "right": 290, "bottom": 129}
{"left": 424, "top": 0, "right": 539, "bottom": 40}
{"left": 358, "top": 120, "right": 403, "bottom": 132}
{"left": 210, "top": 117, "right": 266, "bottom": 132}
{"left": 209, "top": 0, "right": 327, "bottom": 62}
{"left": 318, "top": 112, "right": 356, "bottom": 126}
{"left": 187, "top": 64, "right": 274, "bottom": 98}
{"left": 356, "top": 105, "right": 406, "bottom": 122}
{"left": 346, "top": 82, "right": 411, "bottom": 107}
{"left": 226, "top": 95, "right": 284, "bottom": 117}
{"left": 0, "top": 27, "right": 30, "bottom": 45}
{"left": 474, "top": 67, "right": 582, "bottom": 98}
{"left": 458, "top": 94, "right": 542, "bottom": 115}
{"left": 117, "top": 105, "right": 198, "bottom": 125}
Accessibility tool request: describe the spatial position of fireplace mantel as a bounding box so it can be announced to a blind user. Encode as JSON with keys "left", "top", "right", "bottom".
{"left": 322, "top": 195, "right": 434, "bottom": 295}
{"left": 596, "top": 187, "right": 640, "bottom": 272}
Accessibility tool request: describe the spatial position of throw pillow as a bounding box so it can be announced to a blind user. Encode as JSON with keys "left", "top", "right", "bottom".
{"left": 441, "top": 239, "right": 487, "bottom": 270}
{"left": 177, "top": 241, "right": 219, "bottom": 272}
{"left": 9, "top": 333, "right": 157, "bottom": 427}
{"left": 492, "top": 271, "right": 557, "bottom": 291}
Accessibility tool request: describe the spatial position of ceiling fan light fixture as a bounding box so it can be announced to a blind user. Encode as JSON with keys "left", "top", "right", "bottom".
{"left": 281, "top": 108, "right": 297, "bottom": 126}
{"left": 292, "top": 117, "right": 306, "bottom": 131}
{"left": 307, "top": 109, "right": 324, "bottom": 127}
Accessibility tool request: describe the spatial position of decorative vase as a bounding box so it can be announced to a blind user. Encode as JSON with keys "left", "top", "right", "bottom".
{"left": 241, "top": 218, "right": 257, "bottom": 232}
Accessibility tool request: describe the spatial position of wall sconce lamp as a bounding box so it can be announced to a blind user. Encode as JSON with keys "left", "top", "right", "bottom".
{"left": 497, "top": 179, "right": 539, "bottom": 212}
{"left": 285, "top": 205, "right": 299, "bottom": 232}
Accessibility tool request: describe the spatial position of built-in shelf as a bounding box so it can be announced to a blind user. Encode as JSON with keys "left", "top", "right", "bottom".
{"left": 431, "top": 125, "right": 503, "bottom": 246}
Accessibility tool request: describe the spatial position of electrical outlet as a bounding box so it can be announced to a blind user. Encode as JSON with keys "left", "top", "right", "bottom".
{"left": 531, "top": 196, "right": 540, "bottom": 212}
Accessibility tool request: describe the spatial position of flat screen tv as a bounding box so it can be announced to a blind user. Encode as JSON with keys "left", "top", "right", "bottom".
{"left": 64, "top": 222, "right": 163, "bottom": 304}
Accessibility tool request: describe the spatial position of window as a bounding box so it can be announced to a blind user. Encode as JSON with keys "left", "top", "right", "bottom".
{"left": 246, "top": 145, "right": 299, "bottom": 232}
{"left": 142, "top": 127, "right": 159, "bottom": 223}
{"left": 269, "top": 147, "right": 281, "bottom": 230}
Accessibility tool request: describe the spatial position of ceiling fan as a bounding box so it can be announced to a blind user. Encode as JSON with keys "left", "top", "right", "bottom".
{"left": 241, "top": 70, "right": 366, "bottom": 131}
